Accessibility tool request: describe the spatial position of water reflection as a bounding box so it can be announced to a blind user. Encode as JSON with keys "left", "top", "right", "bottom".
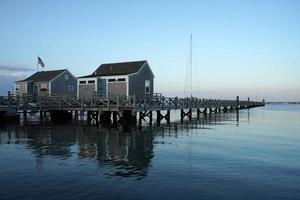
{"left": 0, "top": 124, "right": 154, "bottom": 179}
{"left": 0, "top": 111, "right": 240, "bottom": 180}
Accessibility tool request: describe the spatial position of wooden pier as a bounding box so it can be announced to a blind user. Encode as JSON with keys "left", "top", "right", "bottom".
{"left": 0, "top": 92, "right": 265, "bottom": 126}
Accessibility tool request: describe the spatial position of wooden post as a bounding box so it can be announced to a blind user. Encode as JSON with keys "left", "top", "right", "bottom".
{"left": 236, "top": 96, "right": 240, "bottom": 111}
{"left": 139, "top": 112, "right": 143, "bottom": 127}
{"left": 7, "top": 91, "right": 11, "bottom": 110}
{"left": 87, "top": 111, "right": 91, "bottom": 123}
{"left": 180, "top": 109, "right": 184, "bottom": 122}
{"left": 40, "top": 110, "right": 43, "bottom": 120}
{"left": 149, "top": 111, "right": 152, "bottom": 126}
{"left": 188, "top": 109, "right": 192, "bottom": 121}
{"left": 95, "top": 111, "right": 99, "bottom": 126}
{"left": 113, "top": 112, "right": 118, "bottom": 125}
{"left": 166, "top": 110, "right": 170, "bottom": 124}
{"left": 156, "top": 111, "right": 161, "bottom": 126}
{"left": 197, "top": 108, "right": 200, "bottom": 118}
{"left": 74, "top": 111, "right": 78, "bottom": 119}
{"left": 23, "top": 110, "right": 27, "bottom": 121}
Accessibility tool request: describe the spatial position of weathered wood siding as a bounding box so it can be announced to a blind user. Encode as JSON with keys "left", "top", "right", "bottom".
{"left": 108, "top": 82, "right": 127, "bottom": 97}
{"left": 15, "top": 82, "right": 27, "bottom": 96}
{"left": 51, "top": 70, "right": 77, "bottom": 96}
{"left": 78, "top": 84, "right": 96, "bottom": 98}
{"left": 128, "top": 63, "right": 154, "bottom": 99}
{"left": 34, "top": 82, "right": 49, "bottom": 95}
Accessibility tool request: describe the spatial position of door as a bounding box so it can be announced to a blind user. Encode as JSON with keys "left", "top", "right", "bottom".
{"left": 98, "top": 78, "right": 107, "bottom": 97}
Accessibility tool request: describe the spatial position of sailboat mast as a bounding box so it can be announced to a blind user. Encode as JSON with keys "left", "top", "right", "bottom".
{"left": 184, "top": 33, "right": 194, "bottom": 97}
{"left": 190, "top": 34, "right": 193, "bottom": 94}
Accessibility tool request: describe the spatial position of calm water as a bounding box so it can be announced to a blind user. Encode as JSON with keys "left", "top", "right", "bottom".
{"left": 0, "top": 104, "right": 300, "bottom": 200}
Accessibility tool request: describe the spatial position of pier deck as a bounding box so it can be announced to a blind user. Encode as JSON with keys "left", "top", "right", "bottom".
{"left": 0, "top": 94, "right": 265, "bottom": 126}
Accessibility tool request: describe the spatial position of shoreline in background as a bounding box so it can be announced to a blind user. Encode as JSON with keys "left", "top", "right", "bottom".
{"left": 266, "top": 102, "right": 300, "bottom": 104}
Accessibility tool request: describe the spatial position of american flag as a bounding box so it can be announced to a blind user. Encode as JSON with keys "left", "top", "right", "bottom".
{"left": 37, "top": 56, "right": 45, "bottom": 68}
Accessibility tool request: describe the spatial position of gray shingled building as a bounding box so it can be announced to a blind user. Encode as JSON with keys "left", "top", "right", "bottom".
{"left": 77, "top": 60, "right": 154, "bottom": 99}
{"left": 15, "top": 69, "right": 77, "bottom": 96}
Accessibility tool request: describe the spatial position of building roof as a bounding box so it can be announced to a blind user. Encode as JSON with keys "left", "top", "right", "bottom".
{"left": 78, "top": 60, "right": 147, "bottom": 78}
{"left": 17, "top": 69, "right": 66, "bottom": 82}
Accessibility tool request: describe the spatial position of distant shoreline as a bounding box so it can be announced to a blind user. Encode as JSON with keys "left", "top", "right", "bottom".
{"left": 266, "top": 102, "right": 300, "bottom": 104}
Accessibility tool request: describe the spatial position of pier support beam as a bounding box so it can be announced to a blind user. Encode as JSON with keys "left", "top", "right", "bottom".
{"left": 40, "top": 110, "right": 43, "bottom": 120}
{"left": 23, "top": 110, "right": 27, "bottom": 122}
{"left": 50, "top": 111, "right": 72, "bottom": 123}
{"left": 100, "top": 111, "right": 111, "bottom": 126}
{"left": 112, "top": 112, "right": 118, "bottom": 125}
{"left": 89, "top": 111, "right": 99, "bottom": 125}
{"left": 155, "top": 110, "right": 170, "bottom": 126}
{"left": 119, "top": 110, "right": 136, "bottom": 126}
{"left": 74, "top": 111, "right": 78, "bottom": 120}
{"left": 181, "top": 109, "right": 192, "bottom": 121}
{"left": 156, "top": 111, "right": 161, "bottom": 126}
{"left": 0, "top": 111, "right": 20, "bottom": 124}
{"left": 236, "top": 96, "right": 240, "bottom": 111}
{"left": 138, "top": 111, "right": 154, "bottom": 126}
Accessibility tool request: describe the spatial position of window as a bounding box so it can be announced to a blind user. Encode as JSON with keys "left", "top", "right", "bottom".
{"left": 65, "top": 74, "right": 69, "bottom": 80}
{"left": 145, "top": 80, "right": 150, "bottom": 94}
{"left": 117, "top": 78, "right": 126, "bottom": 82}
{"left": 88, "top": 80, "right": 95, "bottom": 84}
{"left": 79, "top": 80, "right": 86, "bottom": 84}
{"left": 69, "top": 85, "right": 74, "bottom": 92}
{"left": 40, "top": 84, "right": 47, "bottom": 91}
{"left": 108, "top": 79, "right": 116, "bottom": 82}
{"left": 15, "top": 85, "right": 20, "bottom": 91}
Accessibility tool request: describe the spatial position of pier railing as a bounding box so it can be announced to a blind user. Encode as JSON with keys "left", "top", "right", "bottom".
{"left": 0, "top": 94, "right": 264, "bottom": 113}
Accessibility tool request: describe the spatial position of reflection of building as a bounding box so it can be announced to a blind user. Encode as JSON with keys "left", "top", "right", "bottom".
{"left": 77, "top": 60, "right": 154, "bottom": 99}
{"left": 77, "top": 127, "right": 154, "bottom": 179}
{"left": 15, "top": 69, "right": 77, "bottom": 96}
{"left": 1, "top": 124, "right": 154, "bottom": 179}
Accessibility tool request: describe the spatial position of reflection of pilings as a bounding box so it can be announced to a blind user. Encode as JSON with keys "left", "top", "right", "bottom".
{"left": 236, "top": 110, "right": 239, "bottom": 126}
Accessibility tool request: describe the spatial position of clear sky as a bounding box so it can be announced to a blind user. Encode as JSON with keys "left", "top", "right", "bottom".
{"left": 0, "top": 0, "right": 299, "bottom": 101}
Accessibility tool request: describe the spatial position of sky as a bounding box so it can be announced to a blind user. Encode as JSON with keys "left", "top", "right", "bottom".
{"left": 0, "top": 0, "right": 299, "bottom": 101}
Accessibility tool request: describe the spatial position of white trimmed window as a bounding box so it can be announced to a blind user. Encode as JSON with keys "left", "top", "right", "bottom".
{"left": 145, "top": 80, "right": 150, "bottom": 94}
{"left": 65, "top": 74, "right": 69, "bottom": 80}
{"left": 40, "top": 84, "right": 47, "bottom": 91}
{"left": 15, "top": 85, "right": 20, "bottom": 91}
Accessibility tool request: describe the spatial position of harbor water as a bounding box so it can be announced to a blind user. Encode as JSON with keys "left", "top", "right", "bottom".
{"left": 0, "top": 104, "right": 299, "bottom": 200}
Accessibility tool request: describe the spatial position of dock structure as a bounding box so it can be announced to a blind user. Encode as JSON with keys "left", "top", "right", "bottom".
{"left": 0, "top": 93, "right": 265, "bottom": 126}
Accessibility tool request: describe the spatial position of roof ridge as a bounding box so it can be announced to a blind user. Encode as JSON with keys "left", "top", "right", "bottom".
{"left": 100, "top": 60, "right": 147, "bottom": 65}
{"left": 36, "top": 69, "right": 66, "bottom": 72}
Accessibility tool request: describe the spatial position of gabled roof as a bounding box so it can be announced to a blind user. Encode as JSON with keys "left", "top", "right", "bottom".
{"left": 17, "top": 69, "right": 66, "bottom": 82}
{"left": 94, "top": 60, "right": 147, "bottom": 76}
